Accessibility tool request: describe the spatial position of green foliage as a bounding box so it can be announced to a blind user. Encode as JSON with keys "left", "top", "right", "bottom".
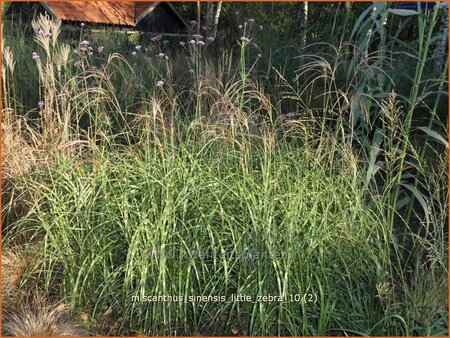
{"left": 2, "top": 3, "right": 448, "bottom": 336}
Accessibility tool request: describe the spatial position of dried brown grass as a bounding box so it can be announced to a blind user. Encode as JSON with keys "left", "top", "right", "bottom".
{"left": 1, "top": 248, "right": 89, "bottom": 336}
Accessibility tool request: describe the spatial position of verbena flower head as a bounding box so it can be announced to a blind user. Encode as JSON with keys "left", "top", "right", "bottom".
{"left": 207, "top": 37, "right": 214, "bottom": 43}
{"left": 135, "top": 45, "right": 142, "bottom": 50}
{"left": 80, "top": 40, "right": 90, "bottom": 46}
{"left": 156, "top": 80, "right": 164, "bottom": 88}
{"left": 38, "top": 29, "right": 44, "bottom": 35}
{"left": 257, "top": 53, "right": 262, "bottom": 58}
{"left": 285, "top": 112, "right": 295, "bottom": 118}
{"left": 248, "top": 18, "right": 255, "bottom": 24}
{"left": 87, "top": 46, "right": 93, "bottom": 51}
{"left": 238, "top": 25, "right": 243, "bottom": 29}
{"left": 259, "top": 25, "right": 263, "bottom": 30}
{"left": 192, "top": 34, "right": 203, "bottom": 40}
{"left": 132, "top": 51, "right": 137, "bottom": 56}
{"left": 189, "top": 39, "right": 196, "bottom": 45}
{"left": 190, "top": 20, "right": 197, "bottom": 27}
{"left": 80, "top": 22, "right": 86, "bottom": 28}
{"left": 150, "top": 35, "right": 162, "bottom": 42}
{"left": 156, "top": 52, "right": 165, "bottom": 59}
{"left": 38, "top": 100, "right": 44, "bottom": 108}
{"left": 196, "top": 40, "right": 205, "bottom": 46}
{"left": 179, "top": 41, "right": 186, "bottom": 46}
{"left": 97, "top": 46, "right": 104, "bottom": 52}
{"left": 74, "top": 60, "right": 83, "bottom": 67}
{"left": 32, "top": 52, "right": 40, "bottom": 60}
{"left": 240, "top": 36, "right": 250, "bottom": 42}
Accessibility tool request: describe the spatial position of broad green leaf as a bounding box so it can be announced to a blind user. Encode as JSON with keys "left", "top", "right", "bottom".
{"left": 418, "top": 126, "right": 448, "bottom": 148}
{"left": 365, "top": 128, "right": 384, "bottom": 187}
{"left": 365, "top": 163, "right": 382, "bottom": 187}
{"left": 396, "top": 195, "right": 412, "bottom": 210}
{"left": 350, "top": 4, "right": 375, "bottom": 41}
{"left": 401, "top": 183, "right": 430, "bottom": 227}
{"left": 388, "top": 9, "right": 419, "bottom": 16}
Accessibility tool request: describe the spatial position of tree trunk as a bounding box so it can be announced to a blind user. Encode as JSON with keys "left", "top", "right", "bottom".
{"left": 345, "top": 2, "right": 352, "bottom": 13}
{"left": 205, "top": 2, "right": 214, "bottom": 32}
{"left": 196, "top": 1, "right": 201, "bottom": 33}
{"left": 211, "top": 2, "right": 223, "bottom": 39}
{"left": 300, "top": 2, "right": 308, "bottom": 47}
{"left": 433, "top": 3, "right": 448, "bottom": 74}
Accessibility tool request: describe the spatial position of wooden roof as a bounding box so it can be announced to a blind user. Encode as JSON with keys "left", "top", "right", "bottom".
{"left": 42, "top": 1, "right": 159, "bottom": 26}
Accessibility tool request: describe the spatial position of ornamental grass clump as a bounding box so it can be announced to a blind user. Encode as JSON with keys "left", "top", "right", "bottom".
{"left": 1, "top": 6, "right": 448, "bottom": 336}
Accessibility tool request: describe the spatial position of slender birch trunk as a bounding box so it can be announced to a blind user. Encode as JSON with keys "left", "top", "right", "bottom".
{"left": 212, "top": 2, "right": 223, "bottom": 39}
{"left": 300, "top": 2, "right": 308, "bottom": 47}
{"left": 433, "top": 3, "right": 448, "bottom": 74}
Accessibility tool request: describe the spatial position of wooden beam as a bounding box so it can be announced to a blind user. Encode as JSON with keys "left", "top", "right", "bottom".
{"left": 166, "top": 2, "right": 189, "bottom": 29}
{"left": 135, "top": 2, "right": 159, "bottom": 26}
{"left": 40, "top": 2, "right": 58, "bottom": 20}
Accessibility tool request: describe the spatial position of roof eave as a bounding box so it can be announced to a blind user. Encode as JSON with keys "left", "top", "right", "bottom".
{"left": 166, "top": 2, "right": 189, "bottom": 29}
{"left": 134, "top": 2, "right": 159, "bottom": 26}
{"left": 40, "top": 2, "right": 58, "bottom": 20}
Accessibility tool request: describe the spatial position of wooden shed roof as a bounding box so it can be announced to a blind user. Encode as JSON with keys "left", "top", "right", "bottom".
{"left": 41, "top": 1, "right": 181, "bottom": 27}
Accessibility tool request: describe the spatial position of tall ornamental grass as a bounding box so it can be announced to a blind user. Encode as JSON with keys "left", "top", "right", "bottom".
{"left": 2, "top": 5, "right": 448, "bottom": 336}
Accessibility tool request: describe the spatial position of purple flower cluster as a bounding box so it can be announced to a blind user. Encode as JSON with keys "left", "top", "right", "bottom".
{"left": 32, "top": 52, "right": 40, "bottom": 60}
{"left": 150, "top": 35, "right": 162, "bottom": 42}
{"left": 183, "top": 33, "right": 206, "bottom": 47}
{"left": 155, "top": 52, "right": 168, "bottom": 60}
{"left": 238, "top": 18, "right": 261, "bottom": 43}
{"left": 156, "top": 80, "right": 164, "bottom": 88}
{"left": 285, "top": 112, "right": 295, "bottom": 119}
{"left": 37, "top": 28, "right": 52, "bottom": 37}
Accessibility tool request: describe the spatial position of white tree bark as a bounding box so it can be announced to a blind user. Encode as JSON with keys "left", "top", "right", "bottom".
{"left": 204, "top": 2, "right": 222, "bottom": 41}
{"left": 205, "top": 2, "right": 214, "bottom": 31}
{"left": 300, "top": 2, "right": 308, "bottom": 47}
{"left": 434, "top": 3, "right": 448, "bottom": 74}
{"left": 211, "top": 2, "right": 223, "bottom": 39}
{"left": 345, "top": 2, "right": 352, "bottom": 13}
